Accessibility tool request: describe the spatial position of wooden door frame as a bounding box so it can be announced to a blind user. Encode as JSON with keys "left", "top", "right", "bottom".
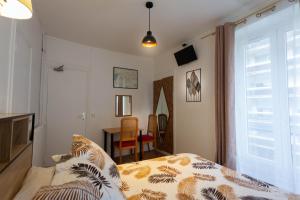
{"left": 153, "top": 76, "right": 174, "bottom": 154}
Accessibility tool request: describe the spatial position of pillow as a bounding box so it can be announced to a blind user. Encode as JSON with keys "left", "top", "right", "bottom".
{"left": 71, "top": 134, "right": 121, "bottom": 186}
{"left": 14, "top": 167, "right": 55, "bottom": 200}
{"left": 51, "top": 157, "right": 90, "bottom": 185}
{"left": 50, "top": 157, "right": 125, "bottom": 200}
{"left": 33, "top": 181, "right": 101, "bottom": 200}
{"left": 51, "top": 154, "right": 73, "bottom": 163}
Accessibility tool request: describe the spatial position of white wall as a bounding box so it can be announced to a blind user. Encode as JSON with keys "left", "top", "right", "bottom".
{"left": 32, "top": 126, "right": 46, "bottom": 166}
{"left": 0, "top": 15, "right": 42, "bottom": 121}
{"left": 42, "top": 36, "right": 154, "bottom": 162}
{"left": 0, "top": 14, "right": 44, "bottom": 165}
{"left": 0, "top": 18, "right": 11, "bottom": 112}
{"left": 154, "top": 33, "right": 216, "bottom": 161}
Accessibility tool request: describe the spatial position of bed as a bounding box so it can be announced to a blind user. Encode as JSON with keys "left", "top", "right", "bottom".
{"left": 1, "top": 137, "right": 299, "bottom": 200}
{"left": 118, "top": 153, "right": 297, "bottom": 200}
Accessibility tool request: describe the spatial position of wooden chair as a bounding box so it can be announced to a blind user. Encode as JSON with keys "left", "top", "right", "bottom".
{"left": 114, "top": 117, "right": 138, "bottom": 164}
{"left": 140, "top": 114, "right": 157, "bottom": 159}
{"left": 158, "top": 114, "right": 168, "bottom": 143}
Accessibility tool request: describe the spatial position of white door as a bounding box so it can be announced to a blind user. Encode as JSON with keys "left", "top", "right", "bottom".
{"left": 46, "top": 67, "right": 87, "bottom": 164}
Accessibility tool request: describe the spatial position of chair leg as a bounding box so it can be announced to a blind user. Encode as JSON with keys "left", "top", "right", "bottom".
{"left": 147, "top": 143, "right": 150, "bottom": 152}
{"left": 119, "top": 149, "right": 122, "bottom": 164}
{"left": 135, "top": 146, "right": 138, "bottom": 162}
{"left": 141, "top": 143, "right": 144, "bottom": 160}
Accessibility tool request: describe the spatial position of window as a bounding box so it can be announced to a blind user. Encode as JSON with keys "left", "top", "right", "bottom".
{"left": 287, "top": 30, "right": 300, "bottom": 170}
{"left": 235, "top": 3, "right": 300, "bottom": 194}
{"left": 245, "top": 37, "right": 274, "bottom": 160}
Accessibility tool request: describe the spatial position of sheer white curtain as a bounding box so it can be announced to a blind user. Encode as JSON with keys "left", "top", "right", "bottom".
{"left": 235, "top": 1, "right": 300, "bottom": 194}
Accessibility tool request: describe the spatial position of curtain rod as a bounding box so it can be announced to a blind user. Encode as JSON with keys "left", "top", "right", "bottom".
{"left": 200, "top": 0, "right": 296, "bottom": 40}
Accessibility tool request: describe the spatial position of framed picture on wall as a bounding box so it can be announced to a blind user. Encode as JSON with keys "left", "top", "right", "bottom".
{"left": 186, "top": 68, "right": 201, "bottom": 102}
{"left": 113, "top": 67, "right": 138, "bottom": 89}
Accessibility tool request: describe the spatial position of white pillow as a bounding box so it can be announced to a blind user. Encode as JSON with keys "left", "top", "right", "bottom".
{"left": 14, "top": 167, "right": 55, "bottom": 200}
{"left": 51, "top": 157, "right": 125, "bottom": 200}
{"left": 51, "top": 157, "right": 91, "bottom": 185}
{"left": 71, "top": 134, "right": 121, "bottom": 187}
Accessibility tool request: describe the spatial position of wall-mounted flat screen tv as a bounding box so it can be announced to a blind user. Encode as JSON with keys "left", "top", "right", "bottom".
{"left": 174, "top": 45, "right": 197, "bottom": 66}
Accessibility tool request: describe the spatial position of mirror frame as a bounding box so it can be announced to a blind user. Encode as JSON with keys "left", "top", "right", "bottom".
{"left": 115, "top": 95, "right": 132, "bottom": 117}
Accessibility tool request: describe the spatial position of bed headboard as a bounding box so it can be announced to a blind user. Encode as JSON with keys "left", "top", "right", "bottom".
{"left": 0, "top": 144, "right": 32, "bottom": 200}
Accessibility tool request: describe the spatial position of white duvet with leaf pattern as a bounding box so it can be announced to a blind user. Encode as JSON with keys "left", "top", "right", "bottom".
{"left": 118, "top": 153, "right": 299, "bottom": 200}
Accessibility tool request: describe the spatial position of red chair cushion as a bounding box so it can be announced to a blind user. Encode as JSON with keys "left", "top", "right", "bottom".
{"left": 114, "top": 140, "right": 136, "bottom": 148}
{"left": 141, "top": 135, "right": 154, "bottom": 142}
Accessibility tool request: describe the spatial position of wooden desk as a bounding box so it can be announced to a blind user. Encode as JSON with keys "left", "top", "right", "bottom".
{"left": 102, "top": 128, "right": 143, "bottom": 161}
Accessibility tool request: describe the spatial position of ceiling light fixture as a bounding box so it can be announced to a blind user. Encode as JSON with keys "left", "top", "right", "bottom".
{"left": 142, "top": 1, "right": 157, "bottom": 48}
{"left": 0, "top": 0, "right": 32, "bottom": 20}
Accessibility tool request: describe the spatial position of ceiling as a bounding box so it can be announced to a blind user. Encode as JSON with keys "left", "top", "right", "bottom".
{"left": 33, "top": 0, "right": 273, "bottom": 57}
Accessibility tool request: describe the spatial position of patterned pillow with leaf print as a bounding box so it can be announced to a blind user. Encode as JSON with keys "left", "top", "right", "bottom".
{"left": 71, "top": 134, "right": 121, "bottom": 187}
{"left": 49, "top": 156, "right": 126, "bottom": 200}
{"left": 33, "top": 181, "right": 102, "bottom": 200}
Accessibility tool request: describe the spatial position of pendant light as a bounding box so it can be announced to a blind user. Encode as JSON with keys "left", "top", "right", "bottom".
{"left": 0, "top": 0, "right": 32, "bottom": 19}
{"left": 142, "top": 1, "right": 157, "bottom": 48}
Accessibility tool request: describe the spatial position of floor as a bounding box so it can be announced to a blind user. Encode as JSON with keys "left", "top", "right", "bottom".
{"left": 115, "top": 150, "right": 165, "bottom": 164}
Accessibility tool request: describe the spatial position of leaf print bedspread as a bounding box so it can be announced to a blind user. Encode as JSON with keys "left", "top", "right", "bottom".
{"left": 118, "top": 153, "right": 299, "bottom": 200}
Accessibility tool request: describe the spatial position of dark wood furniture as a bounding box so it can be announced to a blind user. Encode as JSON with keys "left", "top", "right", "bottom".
{"left": 140, "top": 114, "right": 157, "bottom": 159}
{"left": 0, "top": 113, "right": 35, "bottom": 200}
{"left": 0, "top": 113, "right": 35, "bottom": 172}
{"left": 0, "top": 144, "right": 32, "bottom": 200}
{"left": 102, "top": 127, "right": 143, "bottom": 161}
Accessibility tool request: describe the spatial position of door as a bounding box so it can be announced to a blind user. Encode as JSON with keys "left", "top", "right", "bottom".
{"left": 46, "top": 67, "right": 87, "bottom": 164}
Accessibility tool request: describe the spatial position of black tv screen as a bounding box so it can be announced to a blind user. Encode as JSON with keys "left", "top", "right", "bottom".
{"left": 174, "top": 45, "right": 197, "bottom": 66}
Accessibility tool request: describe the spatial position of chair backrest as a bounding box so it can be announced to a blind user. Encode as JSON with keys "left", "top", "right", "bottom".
{"left": 147, "top": 114, "right": 158, "bottom": 136}
{"left": 120, "top": 117, "right": 138, "bottom": 142}
{"left": 158, "top": 114, "right": 168, "bottom": 132}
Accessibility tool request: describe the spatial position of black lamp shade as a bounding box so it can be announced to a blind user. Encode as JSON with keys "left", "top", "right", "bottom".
{"left": 142, "top": 31, "right": 157, "bottom": 48}
{"left": 142, "top": 1, "right": 157, "bottom": 48}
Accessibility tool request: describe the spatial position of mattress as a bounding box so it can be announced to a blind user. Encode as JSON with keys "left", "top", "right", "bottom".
{"left": 118, "top": 153, "right": 298, "bottom": 200}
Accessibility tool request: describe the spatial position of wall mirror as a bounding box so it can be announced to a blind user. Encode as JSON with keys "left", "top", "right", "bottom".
{"left": 154, "top": 76, "right": 173, "bottom": 154}
{"left": 156, "top": 88, "right": 169, "bottom": 144}
{"left": 115, "top": 95, "right": 132, "bottom": 117}
{"left": 156, "top": 88, "right": 169, "bottom": 118}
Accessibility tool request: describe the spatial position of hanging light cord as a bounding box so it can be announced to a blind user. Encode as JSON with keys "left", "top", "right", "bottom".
{"left": 148, "top": 7, "right": 151, "bottom": 31}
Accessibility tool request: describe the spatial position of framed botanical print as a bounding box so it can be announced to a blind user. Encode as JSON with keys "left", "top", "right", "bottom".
{"left": 186, "top": 68, "right": 201, "bottom": 102}
{"left": 113, "top": 67, "right": 138, "bottom": 89}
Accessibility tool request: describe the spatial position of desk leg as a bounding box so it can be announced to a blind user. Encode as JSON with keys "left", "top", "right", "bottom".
{"left": 104, "top": 131, "right": 108, "bottom": 152}
{"left": 139, "top": 130, "right": 142, "bottom": 161}
{"left": 111, "top": 134, "right": 114, "bottom": 160}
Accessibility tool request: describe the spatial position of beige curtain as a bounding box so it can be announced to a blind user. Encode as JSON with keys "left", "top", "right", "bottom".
{"left": 215, "top": 23, "right": 236, "bottom": 170}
